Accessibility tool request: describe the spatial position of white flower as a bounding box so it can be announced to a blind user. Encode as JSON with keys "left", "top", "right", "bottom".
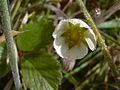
{"left": 53, "top": 19, "right": 96, "bottom": 60}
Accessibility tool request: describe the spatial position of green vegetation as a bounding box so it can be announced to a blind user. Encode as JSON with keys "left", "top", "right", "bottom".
{"left": 0, "top": 0, "right": 120, "bottom": 90}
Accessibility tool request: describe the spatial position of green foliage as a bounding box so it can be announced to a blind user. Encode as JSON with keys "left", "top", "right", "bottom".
{"left": 17, "top": 15, "right": 62, "bottom": 90}
{"left": 17, "top": 18, "right": 54, "bottom": 51}
{"left": 0, "top": 43, "right": 10, "bottom": 77}
{"left": 98, "top": 19, "right": 120, "bottom": 29}
{"left": 99, "top": 0, "right": 116, "bottom": 7}
{"left": 16, "top": 16, "right": 62, "bottom": 90}
{"left": 0, "top": 0, "right": 120, "bottom": 90}
{"left": 21, "top": 53, "right": 62, "bottom": 90}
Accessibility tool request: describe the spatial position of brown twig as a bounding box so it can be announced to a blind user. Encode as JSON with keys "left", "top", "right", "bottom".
{"left": 44, "top": 4, "right": 68, "bottom": 19}
{"left": 62, "top": 0, "right": 73, "bottom": 12}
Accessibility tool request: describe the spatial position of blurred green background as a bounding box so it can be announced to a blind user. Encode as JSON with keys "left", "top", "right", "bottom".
{"left": 0, "top": 0, "right": 120, "bottom": 90}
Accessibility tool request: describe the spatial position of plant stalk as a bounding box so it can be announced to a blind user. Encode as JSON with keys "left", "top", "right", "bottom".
{"left": 76, "top": 0, "right": 120, "bottom": 77}
{"left": 0, "top": 0, "right": 21, "bottom": 90}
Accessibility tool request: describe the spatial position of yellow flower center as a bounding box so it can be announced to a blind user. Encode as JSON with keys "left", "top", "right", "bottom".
{"left": 62, "top": 23, "right": 87, "bottom": 48}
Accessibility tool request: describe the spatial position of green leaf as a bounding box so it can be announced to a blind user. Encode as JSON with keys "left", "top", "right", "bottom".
{"left": 17, "top": 18, "right": 54, "bottom": 51}
{"left": 0, "top": 43, "right": 10, "bottom": 77}
{"left": 22, "top": 53, "right": 62, "bottom": 90}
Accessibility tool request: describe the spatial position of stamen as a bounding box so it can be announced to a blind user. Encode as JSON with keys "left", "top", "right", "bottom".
{"left": 62, "top": 24, "right": 87, "bottom": 49}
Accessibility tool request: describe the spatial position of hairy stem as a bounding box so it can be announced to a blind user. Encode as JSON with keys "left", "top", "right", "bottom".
{"left": 0, "top": 0, "right": 21, "bottom": 90}
{"left": 76, "top": 0, "right": 120, "bottom": 77}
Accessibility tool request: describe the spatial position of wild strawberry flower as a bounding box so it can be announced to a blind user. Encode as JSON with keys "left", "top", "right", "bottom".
{"left": 53, "top": 19, "right": 96, "bottom": 60}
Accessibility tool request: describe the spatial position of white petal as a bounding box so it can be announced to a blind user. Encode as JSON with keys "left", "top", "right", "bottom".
{"left": 68, "top": 19, "right": 91, "bottom": 29}
{"left": 87, "top": 28, "right": 96, "bottom": 40}
{"left": 56, "top": 46, "right": 63, "bottom": 58}
{"left": 61, "top": 43, "right": 88, "bottom": 59}
{"left": 53, "top": 36, "right": 89, "bottom": 59}
{"left": 52, "top": 19, "right": 91, "bottom": 39}
{"left": 85, "top": 31, "right": 96, "bottom": 51}
{"left": 52, "top": 20, "right": 68, "bottom": 38}
{"left": 53, "top": 19, "right": 96, "bottom": 59}
{"left": 53, "top": 37, "right": 64, "bottom": 47}
{"left": 68, "top": 19, "right": 95, "bottom": 39}
{"left": 69, "top": 19, "right": 96, "bottom": 38}
{"left": 59, "top": 42, "right": 69, "bottom": 58}
{"left": 53, "top": 37, "right": 65, "bottom": 58}
{"left": 85, "top": 37, "right": 95, "bottom": 51}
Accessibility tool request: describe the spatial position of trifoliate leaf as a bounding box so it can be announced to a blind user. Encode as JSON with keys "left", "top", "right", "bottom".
{"left": 21, "top": 53, "right": 62, "bottom": 90}
{"left": 17, "top": 18, "right": 54, "bottom": 51}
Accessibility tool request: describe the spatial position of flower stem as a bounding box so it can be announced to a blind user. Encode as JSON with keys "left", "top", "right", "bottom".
{"left": 76, "top": 0, "right": 120, "bottom": 77}
{"left": 0, "top": 0, "right": 21, "bottom": 90}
